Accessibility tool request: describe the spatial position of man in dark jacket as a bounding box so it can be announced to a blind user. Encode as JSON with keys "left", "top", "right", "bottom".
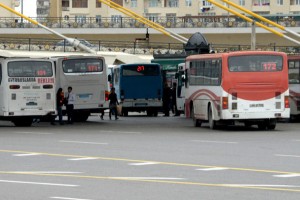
{"left": 108, "top": 87, "right": 119, "bottom": 120}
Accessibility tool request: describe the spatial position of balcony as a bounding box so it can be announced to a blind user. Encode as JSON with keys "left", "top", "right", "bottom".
{"left": 252, "top": 3, "right": 270, "bottom": 12}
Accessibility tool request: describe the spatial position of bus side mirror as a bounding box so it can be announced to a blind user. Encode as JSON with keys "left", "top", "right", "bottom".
{"left": 108, "top": 74, "right": 112, "bottom": 82}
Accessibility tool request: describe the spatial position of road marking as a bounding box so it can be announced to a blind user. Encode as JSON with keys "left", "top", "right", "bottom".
{"left": 196, "top": 167, "right": 228, "bottom": 171}
{"left": 275, "top": 154, "right": 300, "bottom": 158}
{"left": 112, "top": 177, "right": 185, "bottom": 180}
{"left": 51, "top": 197, "right": 92, "bottom": 200}
{"left": 273, "top": 174, "right": 300, "bottom": 178}
{"left": 60, "top": 140, "right": 108, "bottom": 145}
{"left": 14, "top": 131, "right": 53, "bottom": 135}
{"left": 191, "top": 140, "right": 238, "bottom": 144}
{"left": 0, "top": 180, "right": 78, "bottom": 187}
{"left": 221, "top": 184, "right": 300, "bottom": 188}
{"left": 99, "top": 130, "right": 142, "bottom": 134}
{"left": 13, "top": 153, "right": 40, "bottom": 157}
{"left": 68, "top": 157, "right": 98, "bottom": 161}
{"left": 8, "top": 171, "right": 83, "bottom": 174}
{"left": 1, "top": 172, "right": 300, "bottom": 193}
{"left": 129, "top": 162, "right": 158, "bottom": 166}
{"left": 1, "top": 149, "right": 300, "bottom": 176}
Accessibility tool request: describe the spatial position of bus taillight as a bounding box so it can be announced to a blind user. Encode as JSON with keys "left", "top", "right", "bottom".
{"left": 284, "top": 96, "right": 290, "bottom": 108}
{"left": 9, "top": 85, "right": 20, "bottom": 89}
{"left": 105, "top": 91, "right": 109, "bottom": 101}
{"left": 222, "top": 97, "right": 228, "bottom": 109}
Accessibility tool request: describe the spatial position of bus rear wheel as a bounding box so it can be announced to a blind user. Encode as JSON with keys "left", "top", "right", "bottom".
{"left": 13, "top": 118, "right": 33, "bottom": 127}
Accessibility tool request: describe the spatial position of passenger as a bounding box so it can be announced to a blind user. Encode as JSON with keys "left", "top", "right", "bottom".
{"left": 108, "top": 87, "right": 119, "bottom": 120}
{"left": 56, "top": 88, "right": 65, "bottom": 125}
{"left": 65, "top": 86, "right": 75, "bottom": 124}
{"left": 163, "top": 83, "right": 172, "bottom": 117}
{"left": 171, "top": 82, "right": 179, "bottom": 116}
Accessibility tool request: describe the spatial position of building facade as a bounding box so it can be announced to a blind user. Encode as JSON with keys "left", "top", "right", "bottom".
{"left": 51, "top": 0, "right": 300, "bottom": 20}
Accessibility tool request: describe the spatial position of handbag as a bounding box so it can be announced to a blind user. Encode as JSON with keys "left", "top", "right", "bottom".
{"left": 116, "top": 105, "right": 122, "bottom": 116}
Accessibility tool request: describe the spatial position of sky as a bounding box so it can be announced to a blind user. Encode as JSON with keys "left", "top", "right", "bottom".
{"left": 15, "top": 0, "right": 37, "bottom": 17}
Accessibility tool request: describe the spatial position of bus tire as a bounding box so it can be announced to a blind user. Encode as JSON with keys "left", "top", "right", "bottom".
{"left": 257, "top": 123, "right": 267, "bottom": 130}
{"left": 208, "top": 105, "right": 217, "bottom": 130}
{"left": 267, "top": 119, "right": 276, "bottom": 130}
{"left": 74, "top": 113, "right": 89, "bottom": 122}
{"left": 192, "top": 106, "right": 201, "bottom": 127}
{"left": 13, "top": 118, "right": 33, "bottom": 127}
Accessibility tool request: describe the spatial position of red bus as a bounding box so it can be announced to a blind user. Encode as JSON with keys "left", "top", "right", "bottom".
{"left": 184, "top": 51, "right": 290, "bottom": 130}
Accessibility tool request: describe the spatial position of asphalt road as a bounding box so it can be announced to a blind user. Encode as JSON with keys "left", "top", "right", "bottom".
{"left": 0, "top": 114, "right": 300, "bottom": 200}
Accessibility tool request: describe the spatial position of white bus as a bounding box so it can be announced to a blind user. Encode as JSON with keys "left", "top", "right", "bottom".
{"left": 184, "top": 51, "right": 290, "bottom": 130}
{"left": 50, "top": 55, "right": 108, "bottom": 121}
{"left": 0, "top": 57, "right": 56, "bottom": 126}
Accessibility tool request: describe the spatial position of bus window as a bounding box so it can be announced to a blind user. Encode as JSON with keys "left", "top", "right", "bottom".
{"left": 62, "top": 59, "right": 103, "bottom": 73}
{"left": 8, "top": 61, "right": 53, "bottom": 77}
{"left": 288, "top": 60, "right": 300, "bottom": 84}
{"left": 228, "top": 55, "right": 283, "bottom": 72}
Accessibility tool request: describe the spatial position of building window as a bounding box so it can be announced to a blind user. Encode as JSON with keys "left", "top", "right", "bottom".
{"left": 131, "top": 0, "right": 137, "bottom": 7}
{"left": 111, "top": 15, "right": 122, "bottom": 23}
{"left": 75, "top": 15, "right": 86, "bottom": 23}
{"left": 146, "top": 14, "right": 159, "bottom": 22}
{"left": 149, "top": 0, "right": 158, "bottom": 7}
{"left": 72, "top": 0, "right": 88, "bottom": 8}
{"left": 239, "top": 0, "right": 245, "bottom": 6}
{"left": 253, "top": 0, "right": 270, "bottom": 6}
{"left": 168, "top": 0, "right": 179, "bottom": 7}
{"left": 96, "top": 15, "right": 101, "bottom": 23}
{"left": 277, "top": 0, "right": 283, "bottom": 5}
{"left": 96, "top": 0, "right": 101, "bottom": 7}
{"left": 185, "top": 0, "right": 192, "bottom": 6}
{"left": 295, "top": 0, "right": 300, "bottom": 5}
{"left": 202, "top": 0, "right": 212, "bottom": 6}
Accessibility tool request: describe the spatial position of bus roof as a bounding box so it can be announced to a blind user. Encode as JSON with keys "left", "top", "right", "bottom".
{"left": 0, "top": 50, "right": 153, "bottom": 65}
{"left": 186, "top": 51, "right": 287, "bottom": 60}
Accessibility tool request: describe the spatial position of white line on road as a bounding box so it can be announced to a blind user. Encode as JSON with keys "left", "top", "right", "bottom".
{"left": 196, "top": 167, "right": 228, "bottom": 171}
{"left": 128, "top": 162, "right": 158, "bottom": 166}
{"left": 221, "top": 184, "right": 300, "bottom": 188}
{"left": 111, "top": 177, "right": 185, "bottom": 180}
{"left": 0, "top": 180, "right": 78, "bottom": 187}
{"left": 14, "top": 131, "right": 53, "bottom": 135}
{"left": 51, "top": 197, "right": 92, "bottom": 200}
{"left": 60, "top": 140, "right": 108, "bottom": 145}
{"left": 9, "top": 171, "right": 83, "bottom": 174}
{"left": 273, "top": 174, "right": 300, "bottom": 178}
{"left": 13, "top": 153, "right": 41, "bottom": 157}
{"left": 68, "top": 157, "right": 98, "bottom": 161}
{"left": 99, "top": 130, "right": 142, "bottom": 134}
{"left": 191, "top": 140, "right": 238, "bottom": 144}
{"left": 275, "top": 154, "right": 300, "bottom": 158}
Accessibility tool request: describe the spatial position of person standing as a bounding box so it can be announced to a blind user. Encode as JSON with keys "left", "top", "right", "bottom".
{"left": 108, "top": 87, "right": 119, "bottom": 120}
{"left": 66, "top": 86, "right": 75, "bottom": 124}
{"left": 56, "top": 88, "right": 65, "bottom": 125}
{"left": 171, "top": 82, "right": 179, "bottom": 116}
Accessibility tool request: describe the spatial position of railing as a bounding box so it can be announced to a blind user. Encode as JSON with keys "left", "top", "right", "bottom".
{"left": 0, "top": 37, "right": 299, "bottom": 55}
{"left": 0, "top": 15, "right": 299, "bottom": 28}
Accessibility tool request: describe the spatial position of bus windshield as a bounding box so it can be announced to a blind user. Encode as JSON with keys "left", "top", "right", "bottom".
{"left": 228, "top": 55, "right": 283, "bottom": 72}
{"left": 62, "top": 59, "right": 103, "bottom": 73}
{"left": 8, "top": 61, "right": 53, "bottom": 77}
{"left": 122, "top": 64, "right": 160, "bottom": 76}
